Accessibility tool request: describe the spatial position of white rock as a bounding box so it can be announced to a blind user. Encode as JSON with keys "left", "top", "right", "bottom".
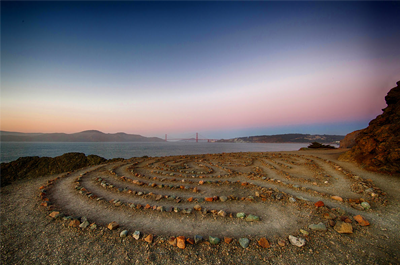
{"left": 289, "top": 235, "right": 306, "bottom": 247}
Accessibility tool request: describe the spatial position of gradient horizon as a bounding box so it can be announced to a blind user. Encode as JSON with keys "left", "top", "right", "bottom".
{"left": 2, "top": 1, "right": 400, "bottom": 139}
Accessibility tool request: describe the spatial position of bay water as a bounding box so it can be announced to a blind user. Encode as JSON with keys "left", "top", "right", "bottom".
{"left": 0, "top": 142, "right": 312, "bottom": 164}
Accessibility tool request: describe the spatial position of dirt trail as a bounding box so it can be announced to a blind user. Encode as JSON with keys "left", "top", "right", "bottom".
{"left": 2, "top": 149, "right": 400, "bottom": 264}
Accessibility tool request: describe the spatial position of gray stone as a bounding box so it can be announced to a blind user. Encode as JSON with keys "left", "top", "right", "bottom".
{"left": 239, "top": 238, "right": 250, "bottom": 248}
{"left": 194, "top": 235, "right": 203, "bottom": 244}
{"left": 275, "top": 193, "right": 283, "bottom": 200}
{"left": 120, "top": 230, "right": 129, "bottom": 238}
{"left": 308, "top": 222, "right": 327, "bottom": 231}
{"left": 132, "top": 230, "right": 141, "bottom": 240}
{"left": 236, "top": 212, "right": 246, "bottom": 219}
{"left": 289, "top": 197, "right": 297, "bottom": 203}
{"left": 361, "top": 202, "right": 371, "bottom": 210}
{"left": 288, "top": 235, "right": 306, "bottom": 247}
{"left": 219, "top": 196, "right": 228, "bottom": 202}
{"left": 209, "top": 236, "right": 220, "bottom": 245}
{"left": 245, "top": 214, "right": 260, "bottom": 222}
{"left": 79, "top": 220, "right": 90, "bottom": 229}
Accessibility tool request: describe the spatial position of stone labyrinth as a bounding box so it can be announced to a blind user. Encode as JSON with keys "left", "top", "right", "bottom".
{"left": 40, "top": 152, "right": 387, "bottom": 249}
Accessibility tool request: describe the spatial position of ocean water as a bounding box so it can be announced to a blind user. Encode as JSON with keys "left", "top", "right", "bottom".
{"left": 0, "top": 142, "right": 312, "bottom": 164}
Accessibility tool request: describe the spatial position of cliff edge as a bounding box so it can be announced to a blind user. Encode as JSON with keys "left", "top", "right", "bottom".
{"left": 339, "top": 81, "right": 400, "bottom": 173}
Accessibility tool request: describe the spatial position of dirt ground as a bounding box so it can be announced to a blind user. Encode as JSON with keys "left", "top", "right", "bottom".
{"left": 1, "top": 149, "right": 400, "bottom": 264}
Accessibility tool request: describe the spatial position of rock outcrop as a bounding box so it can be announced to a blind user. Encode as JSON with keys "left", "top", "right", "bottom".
{"left": 339, "top": 81, "right": 400, "bottom": 173}
{"left": 0, "top": 152, "right": 107, "bottom": 186}
{"left": 339, "top": 129, "right": 362, "bottom": 149}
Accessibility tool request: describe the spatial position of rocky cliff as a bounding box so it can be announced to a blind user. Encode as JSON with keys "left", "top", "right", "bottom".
{"left": 339, "top": 129, "right": 362, "bottom": 148}
{"left": 0, "top": 153, "right": 107, "bottom": 186}
{"left": 339, "top": 81, "right": 400, "bottom": 173}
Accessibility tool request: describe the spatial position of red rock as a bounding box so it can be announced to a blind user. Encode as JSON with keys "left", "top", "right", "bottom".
{"left": 314, "top": 201, "right": 325, "bottom": 207}
{"left": 168, "top": 237, "right": 177, "bottom": 246}
{"left": 136, "top": 204, "right": 142, "bottom": 209}
{"left": 205, "top": 197, "right": 213, "bottom": 202}
{"left": 278, "top": 240, "right": 286, "bottom": 247}
{"left": 187, "top": 197, "right": 193, "bottom": 202}
{"left": 69, "top": 220, "right": 80, "bottom": 228}
{"left": 177, "top": 236, "right": 186, "bottom": 249}
{"left": 145, "top": 204, "right": 151, "bottom": 209}
{"left": 43, "top": 198, "right": 50, "bottom": 202}
{"left": 258, "top": 237, "right": 271, "bottom": 248}
{"left": 331, "top": 196, "right": 343, "bottom": 202}
{"left": 224, "top": 237, "right": 233, "bottom": 244}
{"left": 40, "top": 202, "right": 49, "bottom": 207}
{"left": 107, "top": 221, "right": 119, "bottom": 230}
{"left": 199, "top": 180, "right": 204, "bottom": 185}
{"left": 49, "top": 211, "right": 60, "bottom": 218}
{"left": 144, "top": 234, "right": 153, "bottom": 243}
{"left": 186, "top": 238, "right": 195, "bottom": 245}
{"left": 354, "top": 215, "right": 370, "bottom": 226}
{"left": 193, "top": 187, "right": 198, "bottom": 192}
{"left": 39, "top": 186, "right": 45, "bottom": 190}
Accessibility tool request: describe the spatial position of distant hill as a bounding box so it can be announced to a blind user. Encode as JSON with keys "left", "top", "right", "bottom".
{"left": 0, "top": 130, "right": 164, "bottom": 142}
{"left": 217, "top": 133, "right": 344, "bottom": 144}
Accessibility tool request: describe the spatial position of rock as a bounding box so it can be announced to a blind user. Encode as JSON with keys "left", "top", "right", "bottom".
{"left": 68, "top": 220, "right": 80, "bottom": 228}
{"left": 49, "top": 211, "right": 61, "bottom": 219}
{"left": 308, "top": 222, "right": 327, "bottom": 231}
{"left": 107, "top": 222, "right": 119, "bottom": 230}
{"left": 224, "top": 237, "right": 233, "bottom": 244}
{"left": 155, "top": 194, "right": 163, "bottom": 201}
{"left": 144, "top": 234, "right": 153, "bottom": 243}
{"left": 209, "top": 236, "right": 220, "bottom": 245}
{"left": 323, "top": 212, "right": 337, "bottom": 220}
{"left": 314, "top": 201, "right": 325, "bottom": 207}
{"left": 258, "top": 237, "right": 270, "bottom": 248}
{"left": 194, "top": 204, "right": 202, "bottom": 211}
{"left": 205, "top": 197, "right": 213, "bottom": 202}
{"left": 278, "top": 240, "right": 286, "bottom": 247}
{"left": 79, "top": 220, "right": 90, "bottom": 229}
{"left": 218, "top": 210, "right": 227, "bottom": 217}
{"left": 168, "top": 237, "right": 177, "bottom": 246}
{"left": 236, "top": 212, "right": 246, "bottom": 219}
{"left": 245, "top": 214, "right": 260, "bottom": 222}
{"left": 219, "top": 196, "right": 228, "bottom": 202}
{"left": 1, "top": 152, "right": 106, "bottom": 187}
{"left": 340, "top": 129, "right": 362, "bottom": 148}
{"left": 331, "top": 196, "right": 343, "bottom": 202}
{"left": 239, "top": 238, "right": 250, "bottom": 248}
{"left": 288, "top": 235, "right": 305, "bottom": 247}
{"left": 339, "top": 81, "right": 400, "bottom": 173}
{"left": 186, "top": 238, "right": 195, "bottom": 245}
{"left": 289, "top": 197, "right": 296, "bottom": 203}
{"left": 334, "top": 221, "right": 353, "bottom": 234}
{"left": 120, "top": 230, "right": 128, "bottom": 238}
{"left": 361, "top": 202, "right": 371, "bottom": 210}
{"left": 133, "top": 230, "right": 141, "bottom": 240}
{"left": 194, "top": 235, "right": 203, "bottom": 244}
{"left": 300, "top": 229, "right": 309, "bottom": 236}
{"left": 354, "top": 215, "right": 370, "bottom": 226}
{"left": 89, "top": 223, "right": 97, "bottom": 230}
{"left": 176, "top": 236, "right": 186, "bottom": 249}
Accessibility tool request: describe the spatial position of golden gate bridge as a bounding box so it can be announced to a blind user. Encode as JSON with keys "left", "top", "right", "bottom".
{"left": 164, "top": 133, "right": 218, "bottom": 143}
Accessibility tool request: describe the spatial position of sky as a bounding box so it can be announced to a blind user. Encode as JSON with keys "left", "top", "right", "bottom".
{"left": 1, "top": 1, "right": 400, "bottom": 140}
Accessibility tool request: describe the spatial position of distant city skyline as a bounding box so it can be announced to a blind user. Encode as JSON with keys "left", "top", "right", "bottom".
{"left": 1, "top": 1, "right": 400, "bottom": 139}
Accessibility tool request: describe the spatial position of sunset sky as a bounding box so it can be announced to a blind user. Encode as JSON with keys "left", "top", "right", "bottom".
{"left": 2, "top": 1, "right": 400, "bottom": 139}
